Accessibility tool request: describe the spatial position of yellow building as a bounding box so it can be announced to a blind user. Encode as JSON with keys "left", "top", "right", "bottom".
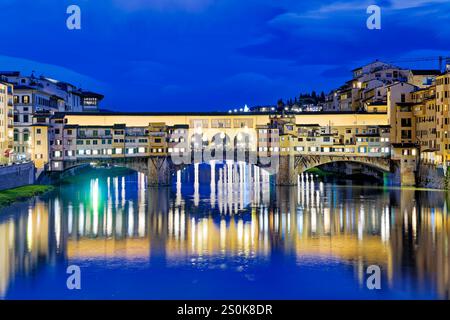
{"left": 434, "top": 73, "right": 450, "bottom": 164}
{"left": 30, "top": 124, "right": 49, "bottom": 169}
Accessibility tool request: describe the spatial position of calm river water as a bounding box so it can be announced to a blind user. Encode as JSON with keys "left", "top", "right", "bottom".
{"left": 0, "top": 164, "right": 449, "bottom": 299}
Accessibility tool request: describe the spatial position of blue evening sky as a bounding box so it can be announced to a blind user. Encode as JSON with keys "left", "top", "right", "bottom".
{"left": 0, "top": 0, "right": 449, "bottom": 112}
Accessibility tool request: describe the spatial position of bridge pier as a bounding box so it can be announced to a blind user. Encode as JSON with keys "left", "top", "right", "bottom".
{"left": 147, "top": 157, "right": 171, "bottom": 187}
{"left": 276, "top": 155, "right": 298, "bottom": 186}
{"left": 392, "top": 159, "right": 417, "bottom": 187}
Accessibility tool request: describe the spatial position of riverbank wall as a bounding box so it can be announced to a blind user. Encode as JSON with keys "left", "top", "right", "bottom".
{"left": 0, "top": 163, "right": 35, "bottom": 191}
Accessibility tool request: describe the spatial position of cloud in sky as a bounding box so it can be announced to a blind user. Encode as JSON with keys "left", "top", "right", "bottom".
{"left": 0, "top": 54, "right": 106, "bottom": 92}
{"left": 0, "top": 0, "right": 449, "bottom": 111}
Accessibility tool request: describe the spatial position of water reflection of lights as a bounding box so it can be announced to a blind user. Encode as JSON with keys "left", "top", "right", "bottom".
{"left": 1, "top": 168, "right": 450, "bottom": 299}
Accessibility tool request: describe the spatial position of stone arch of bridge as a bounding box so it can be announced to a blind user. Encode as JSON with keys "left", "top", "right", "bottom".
{"left": 294, "top": 155, "right": 391, "bottom": 175}
{"left": 62, "top": 157, "right": 151, "bottom": 176}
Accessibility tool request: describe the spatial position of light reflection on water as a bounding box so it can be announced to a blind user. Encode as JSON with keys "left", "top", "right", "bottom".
{"left": 0, "top": 163, "right": 449, "bottom": 299}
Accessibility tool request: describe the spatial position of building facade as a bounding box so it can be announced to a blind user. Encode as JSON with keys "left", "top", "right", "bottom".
{"left": 0, "top": 71, "right": 103, "bottom": 162}
{"left": 0, "top": 82, "right": 14, "bottom": 164}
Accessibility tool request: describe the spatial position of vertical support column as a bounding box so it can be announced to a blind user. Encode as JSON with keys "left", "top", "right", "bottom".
{"left": 147, "top": 156, "right": 171, "bottom": 187}
{"left": 276, "top": 155, "right": 298, "bottom": 186}
{"left": 400, "top": 161, "right": 417, "bottom": 186}
{"left": 392, "top": 159, "right": 417, "bottom": 187}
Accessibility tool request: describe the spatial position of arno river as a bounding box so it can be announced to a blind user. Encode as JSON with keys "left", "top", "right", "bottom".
{"left": 0, "top": 164, "right": 449, "bottom": 299}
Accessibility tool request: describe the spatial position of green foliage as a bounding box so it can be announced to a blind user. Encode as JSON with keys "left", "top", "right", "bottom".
{"left": 0, "top": 185, "right": 54, "bottom": 208}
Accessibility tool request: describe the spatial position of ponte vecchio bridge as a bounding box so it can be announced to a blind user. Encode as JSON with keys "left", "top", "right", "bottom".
{"left": 33, "top": 111, "right": 418, "bottom": 186}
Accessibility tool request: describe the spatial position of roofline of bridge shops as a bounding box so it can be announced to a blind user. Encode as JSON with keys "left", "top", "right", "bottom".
{"left": 52, "top": 110, "right": 388, "bottom": 118}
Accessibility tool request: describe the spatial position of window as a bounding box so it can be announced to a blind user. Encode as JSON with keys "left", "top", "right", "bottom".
{"left": 36, "top": 128, "right": 41, "bottom": 134}
{"left": 22, "top": 95, "right": 30, "bottom": 104}
{"left": 401, "top": 130, "right": 412, "bottom": 140}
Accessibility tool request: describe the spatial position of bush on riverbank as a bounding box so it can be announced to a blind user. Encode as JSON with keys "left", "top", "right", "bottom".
{"left": 0, "top": 185, "right": 54, "bottom": 208}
